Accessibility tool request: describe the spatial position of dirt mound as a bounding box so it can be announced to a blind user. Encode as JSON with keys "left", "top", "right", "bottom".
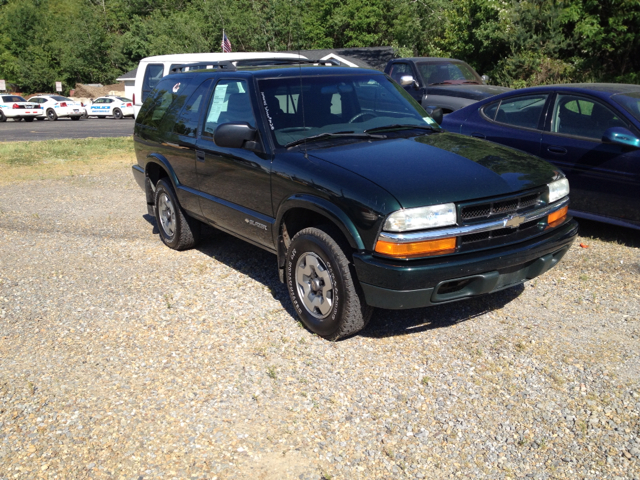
{"left": 74, "top": 83, "right": 124, "bottom": 99}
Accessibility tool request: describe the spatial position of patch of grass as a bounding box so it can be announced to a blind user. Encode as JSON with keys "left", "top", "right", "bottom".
{"left": 421, "top": 376, "right": 431, "bottom": 386}
{"left": 266, "top": 366, "right": 277, "bottom": 380}
{"left": 0, "top": 137, "right": 135, "bottom": 184}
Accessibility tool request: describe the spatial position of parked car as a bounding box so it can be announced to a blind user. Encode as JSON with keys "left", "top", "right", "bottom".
{"left": 441, "top": 83, "right": 640, "bottom": 230}
{"left": 88, "top": 96, "right": 134, "bottom": 119}
{"left": 131, "top": 62, "right": 577, "bottom": 340}
{"left": 0, "top": 95, "right": 42, "bottom": 122}
{"left": 132, "top": 52, "right": 308, "bottom": 117}
{"left": 385, "top": 58, "right": 511, "bottom": 115}
{"left": 28, "top": 95, "right": 85, "bottom": 121}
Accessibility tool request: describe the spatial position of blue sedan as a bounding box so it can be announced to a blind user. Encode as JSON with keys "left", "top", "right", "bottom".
{"left": 441, "top": 84, "right": 640, "bottom": 230}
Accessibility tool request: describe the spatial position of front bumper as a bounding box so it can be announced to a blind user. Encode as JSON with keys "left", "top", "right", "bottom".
{"left": 354, "top": 219, "right": 578, "bottom": 309}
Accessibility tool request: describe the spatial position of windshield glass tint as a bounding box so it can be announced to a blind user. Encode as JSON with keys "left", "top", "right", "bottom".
{"left": 612, "top": 92, "right": 640, "bottom": 123}
{"left": 418, "top": 62, "right": 480, "bottom": 85}
{"left": 258, "top": 73, "right": 432, "bottom": 147}
{"left": 51, "top": 95, "right": 70, "bottom": 101}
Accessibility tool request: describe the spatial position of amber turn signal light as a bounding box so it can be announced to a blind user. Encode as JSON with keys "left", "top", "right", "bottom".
{"left": 547, "top": 205, "right": 568, "bottom": 226}
{"left": 375, "top": 237, "right": 457, "bottom": 258}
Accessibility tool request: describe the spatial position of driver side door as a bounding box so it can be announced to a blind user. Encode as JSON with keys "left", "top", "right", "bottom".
{"left": 540, "top": 93, "right": 640, "bottom": 224}
{"left": 195, "top": 78, "right": 274, "bottom": 248}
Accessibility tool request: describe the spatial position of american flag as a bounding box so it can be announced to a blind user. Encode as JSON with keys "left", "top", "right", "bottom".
{"left": 221, "top": 31, "right": 232, "bottom": 53}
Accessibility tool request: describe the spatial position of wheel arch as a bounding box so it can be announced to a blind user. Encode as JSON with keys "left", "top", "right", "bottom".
{"left": 274, "top": 194, "right": 366, "bottom": 282}
{"left": 144, "top": 154, "right": 179, "bottom": 205}
{"left": 276, "top": 194, "right": 365, "bottom": 251}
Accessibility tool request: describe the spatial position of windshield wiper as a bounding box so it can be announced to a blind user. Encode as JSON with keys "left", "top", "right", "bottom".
{"left": 364, "top": 124, "right": 438, "bottom": 134}
{"left": 284, "top": 131, "right": 386, "bottom": 148}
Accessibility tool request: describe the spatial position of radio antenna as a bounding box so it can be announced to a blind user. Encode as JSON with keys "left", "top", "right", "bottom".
{"left": 294, "top": 9, "right": 308, "bottom": 159}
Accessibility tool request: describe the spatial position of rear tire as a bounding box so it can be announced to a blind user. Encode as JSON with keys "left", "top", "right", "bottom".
{"left": 46, "top": 109, "right": 58, "bottom": 121}
{"left": 71, "top": 116, "right": 80, "bottom": 121}
{"left": 0, "top": 111, "right": 7, "bottom": 122}
{"left": 113, "top": 108, "right": 123, "bottom": 120}
{"left": 285, "top": 226, "right": 372, "bottom": 340}
{"left": 153, "top": 179, "right": 201, "bottom": 250}
{"left": 36, "top": 117, "right": 45, "bottom": 121}
{"left": 24, "top": 117, "right": 34, "bottom": 122}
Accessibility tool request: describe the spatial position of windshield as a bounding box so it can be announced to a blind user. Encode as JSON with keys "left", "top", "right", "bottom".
{"left": 612, "top": 91, "right": 640, "bottom": 123}
{"left": 116, "top": 96, "right": 132, "bottom": 102}
{"left": 2, "top": 95, "right": 27, "bottom": 102}
{"left": 257, "top": 73, "right": 437, "bottom": 148}
{"left": 417, "top": 61, "right": 482, "bottom": 85}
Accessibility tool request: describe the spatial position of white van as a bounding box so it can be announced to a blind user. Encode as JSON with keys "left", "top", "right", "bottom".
{"left": 133, "top": 52, "right": 307, "bottom": 117}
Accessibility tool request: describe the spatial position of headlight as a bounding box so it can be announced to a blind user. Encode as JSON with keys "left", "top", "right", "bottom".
{"left": 548, "top": 178, "right": 570, "bottom": 203}
{"left": 383, "top": 203, "right": 456, "bottom": 232}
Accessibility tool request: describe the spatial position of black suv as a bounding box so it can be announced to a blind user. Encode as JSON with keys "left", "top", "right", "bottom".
{"left": 132, "top": 62, "right": 577, "bottom": 340}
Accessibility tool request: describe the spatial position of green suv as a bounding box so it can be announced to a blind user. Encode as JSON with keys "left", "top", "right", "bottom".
{"left": 132, "top": 62, "right": 577, "bottom": 340}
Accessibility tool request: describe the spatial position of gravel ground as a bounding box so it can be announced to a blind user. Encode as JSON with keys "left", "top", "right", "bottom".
{"left": 0, "top": 167, "right": 639, "bottom": 480}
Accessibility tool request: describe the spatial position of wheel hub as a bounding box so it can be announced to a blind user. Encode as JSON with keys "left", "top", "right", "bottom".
{"left": 295, "top": 252, "right": 334, "bottom": 319}
{"left": 157, "top": 193, "right": 175, "bottom": 237}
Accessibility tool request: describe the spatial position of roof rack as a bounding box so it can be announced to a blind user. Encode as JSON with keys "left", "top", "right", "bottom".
{"left": 168, "top": 58, "right": 340, "bottom": 75}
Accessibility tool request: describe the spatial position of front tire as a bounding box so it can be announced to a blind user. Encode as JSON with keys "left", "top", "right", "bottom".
{"left": 46, "top": 109, "right": 58, "bottom": 121}
{"left": 285, "top": 226, "right": 372, "bottom": 340}
{"left": 36, "top": 117, "right": 45, "bottom": 121}
{"left": 113, "top": 108, "right": 123, "bottom": 119}
{"left": 71, "top": 116, "right": 80, "bottom": 121}
{"left": 24, "top": 117, "right": 34, "bottom": 122}
{"left": 0, "top": 111, "right": 6, "bottom": 122}
{"left": 153, "top": 179, "right": 200, "bottom": 250}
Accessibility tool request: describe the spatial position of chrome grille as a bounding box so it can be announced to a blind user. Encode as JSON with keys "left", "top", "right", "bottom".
{"left": 460, "top": 192, "right": 541, "bottom": 221}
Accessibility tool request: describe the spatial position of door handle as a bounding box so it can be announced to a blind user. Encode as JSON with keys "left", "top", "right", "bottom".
{"left": 547, "top": 146, "right": 567, "bottom": 155}
{"left": 471, "top": 133, "right": 486, "bottom": 139}
{"left": 196, "top": 150, "right": 205, "bottom": 162}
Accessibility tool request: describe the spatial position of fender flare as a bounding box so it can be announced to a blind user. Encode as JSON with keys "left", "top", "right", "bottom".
{"left": 274, "top": 194, "right": 365, "bottom": 251}
{"left": 145, "top": 153, "right": 180, "bottom": 189}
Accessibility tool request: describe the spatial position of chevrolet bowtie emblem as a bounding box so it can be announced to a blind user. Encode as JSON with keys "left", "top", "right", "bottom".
{"left": 504, "top": 214, "right": 525, "bottom": 228}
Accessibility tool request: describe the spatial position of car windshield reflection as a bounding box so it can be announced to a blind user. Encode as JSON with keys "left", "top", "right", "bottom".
{"left": 258, "top": 74, "right": 438, "bottom": 148}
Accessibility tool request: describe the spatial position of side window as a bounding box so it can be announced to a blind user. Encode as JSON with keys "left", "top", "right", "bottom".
{"left": 389, "top": 63, "right": 412, "bottom": 83}
{"left": 173, "top": 79, "right": 213, "bottom": 137}
{"left": 552, "top": 94, "right": 627, "bottom": 140}
{"left": 482, "top": 101, "right": 499, "bottom": 121}
{"left": 492, "top": 95, "right": 548, "bottom": 129}
{"left": 142, "top": 64, "right": 164, "bottom": 103}
{"left": 203, "top": 79, "right": 255, "bottom": 137}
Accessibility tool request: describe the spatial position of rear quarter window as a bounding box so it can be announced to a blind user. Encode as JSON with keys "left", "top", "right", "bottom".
{"left": 136, "top": 76, "right": 201, "bottom": 131}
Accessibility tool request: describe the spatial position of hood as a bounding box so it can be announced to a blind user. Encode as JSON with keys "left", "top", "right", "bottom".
{"left": 426, "top": 84, "right": 512, "bottom": 100}
{"left": 307, "top": 132, "right": 558, "bottom": 209}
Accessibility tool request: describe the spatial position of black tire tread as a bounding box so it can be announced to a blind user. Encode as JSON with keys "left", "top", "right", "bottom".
{"left": 154, "top": 179, "right": 200, "bottom": 251}
{"left": 289, "top": 225, "right": 372, "bottom": 340}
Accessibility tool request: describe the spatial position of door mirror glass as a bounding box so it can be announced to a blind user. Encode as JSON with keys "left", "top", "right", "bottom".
{"left": 399, "top": 75, "right": 416, "bottom": 87}
{"left": 481, "top": 75, "right": 489, "bottom": 84}
{"left": 602, "top": 126, "right": 640, "bottom": 148}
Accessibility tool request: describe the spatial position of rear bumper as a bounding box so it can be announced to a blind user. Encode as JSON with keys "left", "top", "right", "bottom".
{"left": 354, "top": 219, "right": 578, "bottom": 309}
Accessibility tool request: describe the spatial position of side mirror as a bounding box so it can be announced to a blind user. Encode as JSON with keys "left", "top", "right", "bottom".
{"left": 481, "top": 75, "right": 490, "bottom": 84}
{"left": 602, "top": 127, "right": 640, "bottom": 148}
{"left": 399, "top": 75, "right": 418, "bottom": 88}
{"left": 214, "top": 123, "right": 263, "bottom": 152}
{"left": 424, "top": 106, "right": 443, "bottom": 125}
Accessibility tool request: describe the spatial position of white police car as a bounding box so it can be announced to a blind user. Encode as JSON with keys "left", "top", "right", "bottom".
{"left": 88, "top": 96, "right": 134, "bottom": 119}
{"left": 29, "top": 95, "right": 86, "bottom": 121}
{"left": 0, "top": 95, "right": 42, "bottom": 122}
